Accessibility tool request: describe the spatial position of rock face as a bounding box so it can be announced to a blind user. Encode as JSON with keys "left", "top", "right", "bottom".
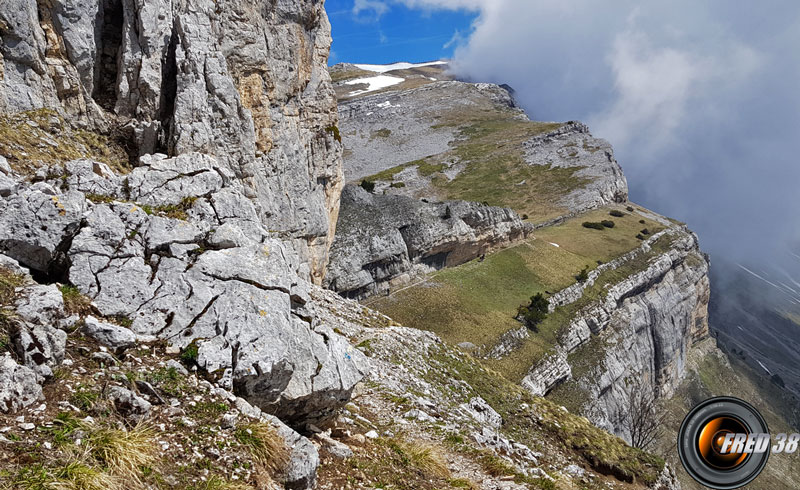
{"left": 325, "top": 185, "right": 532, "bottom": 298}
{"left": 520, "top": 227, "right": 711, "bottom": 442}
{"left": 0, "top": 0, "right": 367, "bottom": 434}
{"left": 523, "top": 121, "right": 628, "bottom": 214}
{"left": 0, "top": 0, "right": 343, "bottom": 282}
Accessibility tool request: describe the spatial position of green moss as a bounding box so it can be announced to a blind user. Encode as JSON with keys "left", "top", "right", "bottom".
{"left": 325, "top": 125, "right": 342, "bottom": 143}
{"left": 371, "top": 128, "right": 392, "bottom": 138}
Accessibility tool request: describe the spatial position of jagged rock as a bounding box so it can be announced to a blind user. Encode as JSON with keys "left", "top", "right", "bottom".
{"left": 13, "top": 284, "right": 67, "bottom": 328}
{"left": 11, "top": 323, "right": 66, "bottom": 380}
{"left": 81, "top": 316, "right": 136, "bottom": 352}
{"left": 462, "top": 397, "right": 503, "bottom": 429}
{"left": 166, "top": 359, "right": 189, "bottom": 376}
{"left": 107, "top": 385, "right": 151, "bottom": 423}
{"left": 523, "top": 122, "right": 628, "bottom": 212}
{"left": 220, "top": 412, "right": 238, "bottom": 430}
{"left": 403, "top": 409, "right": 435, "bottom": 422}
{"left": 0, "top": 354, "right": 43, "bottom": 413}
{"left": 1, "top": 0, "right": 344, "bottom": 280}
{"left": 0, "top": 186, "right": 86, "bottom": 273}
{"left": 261, "top": 413, "right": 320, "bottom": 490}
{"left": 126, "top": 153, "right": 228, "bottom": 206}
{"left": 316, "top": 432, "right": 353, "bottom": 460}
{"left": 0, "top": 156, "right": 11, "bottom": 175}
{"left": 91, "top": 351, "right": 117, "bottom": 366}
{"left": 0, "top": 254, "right": 30, "bottom": 277}
{"left": 64, "top": 160, "right": 122, "bottom": 196}
{"left": 67, "top": 198, "right": 368, "bottom": 429}
{"left": 521, "top": 352, "right": 572, "bottom": 397}
{"left": 325, "top": 185, "right": 532, "bottom": 298}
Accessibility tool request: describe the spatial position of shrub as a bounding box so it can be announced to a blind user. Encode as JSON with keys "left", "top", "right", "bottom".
{"left": 636, "top": 234, "right": 645, "bottom": 240}
{"left": 360, "top": 180, "right": 375, "bottom": 193}
{"left": 180, "top": 341, "right": 199, "bottom": 366}
{"left": 601, "top": 220, "right": 615, "bottom": 228}
{"left": 521, "top": 214, "right": 528, "bottom": 220}
{"left": 576, "top": 266, "right": 589, "bottom": 282}
{"left": 609, "top": 210, "right": 625, "bottom": 217}
{"left": 582, "top": 221, "right": 605, "bottom": 230}
{"left": 390, "top": 181, "right": 406, "bottom": 188}
{"left": 640, "top": 228, "right": 651, "bottom": 235}
{"left": 626, "top": 206, "right": 634, "bottom": 212}
{"left": 639, "top": 219, "right": 646, "bottom": 224}
{"left": 517, "top": 293, "right": 549, "bottom": 331}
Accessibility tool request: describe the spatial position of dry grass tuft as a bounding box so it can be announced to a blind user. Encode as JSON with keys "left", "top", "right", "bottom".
{"left": 59, "top": 285, "right": 94, "bottom": 317}
{"left": 84, "top": 424, "right": 157, "bottom": 479}
{"left": 385, "top": 437, "right": 451, "bottom": 479}
{"left": 234, "top": 422, "right": 289, "bottom": 474}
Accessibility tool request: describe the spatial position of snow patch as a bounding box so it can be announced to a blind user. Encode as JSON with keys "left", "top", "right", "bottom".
{"left": 353, "top": 61, "right": 447, "bottom": 73}
{"left": 346, "top": 75, "right": 405, "bottom": 96}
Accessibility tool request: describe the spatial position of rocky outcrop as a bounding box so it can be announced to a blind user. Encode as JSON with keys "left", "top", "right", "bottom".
{"left": 0, "top": 0, "right": 343, "bottom": 282}
{"left": 325, "top": 185, "right": 532, "bottom": 299}
{"left": 520, "top": 227, "right": 710, "bottom": 442}
{"left": 337, "top": 80, "right": 522, "bottom": 181}
{"left": 523, "top": 121, "right": 628, "bottom": 213}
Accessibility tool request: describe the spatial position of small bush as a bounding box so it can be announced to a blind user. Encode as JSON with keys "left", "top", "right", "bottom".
{"left": 180, "top": 341, "right": 199, "bottom": 366}
{"left": 84, "top": 424, "right": 157, "bottom": 479}
{"left": 517, "top": 293, "right": 549, "bottom": 331}
{"left": 601, "top": 220, "right": 615, "bottom": 228}
{"left": 576, "top": 266, "right": 589, "bottom": 282}
{"left": 522, "top": 214, "right": 528, "bottom": 220}
{"left": 626, "top": 206, "right": 635, "bottom": 212}
{"left": 390, "top": 181, "right": 406, "bottom": 188}
{"left": 636, "top": 234, "right": 645, "bottom": 240}
{"left": 639, "top": 219, "right": 646, "bottom": 224}
{"left": 360, "top": 180, "right": 376, "bottom": 193}
{"left": 640, "top": 228, "right": 651, "bottom": 235}
{"left": 609, "top": 210, "right": 625, "bottom": 217}
{"left": 582, "top": 221, "right": 605, "bottom": 230}
{"left": 325, "top": 125, "right": 342, "bottom": 143}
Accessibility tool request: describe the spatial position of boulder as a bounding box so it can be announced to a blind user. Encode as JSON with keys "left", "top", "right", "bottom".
{"left": 107, "top": 385, "right": 152, "bottom": 423}
{"left": 0, "top": 187, "right": 86, "bottom": 273}
{"left": 81, "top": 316, "right": 137, "bottom": 351}
{"left": 11, "top": 323, "right": 66, "bottom": 380}
{"left": 14, "top": 284, "right": 67, "bottom": 327}
{"left": 0, "top": 354, "right": 43, "bottom": 413}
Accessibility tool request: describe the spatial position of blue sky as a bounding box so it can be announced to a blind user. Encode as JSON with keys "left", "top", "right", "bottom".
{"left": 325, "top": 0, "right": 477, "bottom": 65}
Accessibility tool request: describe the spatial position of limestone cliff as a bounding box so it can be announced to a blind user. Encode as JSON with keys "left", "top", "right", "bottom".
{"left": 520, "top": 226, "right": 710, "bottom": 441}
{"left": 0, "top": 0, "right": 343, "bottom": 282}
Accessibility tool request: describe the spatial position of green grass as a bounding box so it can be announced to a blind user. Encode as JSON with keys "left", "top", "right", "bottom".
{"left": 421, "top": 345, "right": 665, "bottom": 486}
{"left": 370, "top": 207, "right": 668, "bottom": 363}
{"left": 365, "top": 157, "right": 446, "bottom": 182}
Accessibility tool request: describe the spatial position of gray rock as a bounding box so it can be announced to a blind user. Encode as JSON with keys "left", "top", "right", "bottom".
{"left": 166, "top": 359, "right": 189, "bottom": 377}
{"left": 317, "top": 432, "right": 353, "bottom": 460}
{"left": 126, "top": 153, "right": 227, "bottom": 206}
{"left": 462, "top": 397, "right": 503, "bottom": 429}
{"left": 107, "top": 385, "right": 151, "bottom": 422}
{"left": 220, "top": 412, "right": 238, "bottom": 430}
{"left": 325, "top": 185, "right": 532, "bottom": 299}
{"left": 91, "top": 351, "right": 117, "bottom": 366}
{"left": 81, "top": 316, "right": 137, "bottom": 351}
{"left": 0, "top": 254, "right": 30, "bottom": 277}
{"left": 261, "top": 413, "right": 320, "bottom": 490}
{"left": 0, "top": 354, "right": 43, "bottom": 413}
{"left": 523, "top": 122, "right": 628, "bottom": 211}
{"left": 14, "top": 284, "right": 66, "bottom": 328}
{"left": 0, "top": 156, "right": 11, "bottom": 175}
{"left": 64, "top": 160, "right": 122, "bottom": 196}
{"left": 403, "top": 409, "right": 435, "bottom": 422}
{"left": 0, "top": 187, "right": 86, "bottom": 273}
{"left": 11, "top": 323, "right": 67, "bottom": 380}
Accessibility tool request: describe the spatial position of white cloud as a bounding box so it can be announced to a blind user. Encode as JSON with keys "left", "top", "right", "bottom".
{"left": 353, "top": 0, "right": 390, "bottom": 19}
{"left": 382, "top": 0, "right": 800, "bottom": 263}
